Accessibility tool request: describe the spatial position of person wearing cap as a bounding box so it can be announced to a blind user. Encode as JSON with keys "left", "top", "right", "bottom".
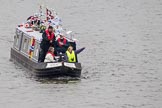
{"left": 65, "top": 46, "right": 85, "bottom": 63}
{"left": 56, "top": 33, "right": 69, "bottom": 53}
{"left": 38, "top": 26, "right": 56, "bottom": 62}
{"left": 44, "top": 47, "right": 56, "bottom": 62}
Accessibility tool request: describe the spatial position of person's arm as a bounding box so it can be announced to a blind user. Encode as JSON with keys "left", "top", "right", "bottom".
{"left": 50, "top": 34, "right": 56, "bottom": 44}
{"left": 64, "top": 53, "right": 68, "bottom": 62}
{"left": 53, "top": 40, "right": 57, "bottom": 48}
{"left": 75, "top": 47, "right": 85, "bottom": 54}
{"left": 53, "top": 34, "right": 56, "bottom": 41}
{"left": 55, "top": 39, "right": 59, "bottom": 47}
{"left": 42, "top": 32, "right": 49, "bottom": 42}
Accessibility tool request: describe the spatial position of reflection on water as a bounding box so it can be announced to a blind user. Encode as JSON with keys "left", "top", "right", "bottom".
{"left": 0, "top": 0, "right": 162, "bottom": 108}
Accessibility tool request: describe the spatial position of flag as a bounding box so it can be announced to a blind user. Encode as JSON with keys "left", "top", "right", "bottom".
{"left": 46, "top": 8, "right": 54, "bottom": 21}
{"left": 29, "top": 37, "right": 35, "bottom": 59}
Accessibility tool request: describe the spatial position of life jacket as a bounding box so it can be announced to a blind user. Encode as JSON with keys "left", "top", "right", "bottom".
{"left": 57, "top": 38, "right": 67, "bottom": 47}
{"left": 45, "top": 30, "right": 55, "bottom": 40}
{"left": 66, "top": 50, "right": 76, "bottom": 62}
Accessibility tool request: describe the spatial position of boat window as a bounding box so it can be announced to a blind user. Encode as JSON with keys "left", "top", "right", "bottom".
{"left": 15, "top": 35, "right": 19, "bottom": 46}
{"left": 22, "top": 36, "right": 30, "bottom": 53}
{"left": 34, "top": 43, "right": 39, "bottom": 57}
{"left": 23, "top": 39, "right": 27, "bottom": 50}
{"left": 14, "top": 29, "right": 23, "bottom": 50}
{"left": 14, "top": 34, "right": 22, "bottom": 49}
{"left": 14, "top": 35, "right": 18, "bottom": 47}
{"left": 32, "top": 41, "right": 40, "bottom": 60}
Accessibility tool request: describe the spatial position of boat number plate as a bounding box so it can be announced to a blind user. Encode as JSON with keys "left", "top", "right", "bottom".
{"left": 64, "top": 63, "right": 76, "bottom": 68}
{"left": 46, "top": 63, "right": 62, "bottom": 68}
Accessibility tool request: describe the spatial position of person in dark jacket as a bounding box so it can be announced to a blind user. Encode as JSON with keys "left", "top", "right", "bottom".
{"left": 38, "top": 26, "right": 56, "bottom": 62}
{"left": 56, "top": 33, "right": 69, "bottom": 54}
{"left": 64, "top": 46, "right": 85, "bottom": 62}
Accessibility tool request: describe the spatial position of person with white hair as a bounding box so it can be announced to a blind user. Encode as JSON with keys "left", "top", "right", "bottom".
{"left": 56, "top": 33, "right": 69, "bottom": 53}
{"left": 44, "top": 47, "right": 56, "bottom": 62}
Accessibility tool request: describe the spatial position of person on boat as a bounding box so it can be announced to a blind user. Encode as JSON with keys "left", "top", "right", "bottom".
{"left": 65, "top": 46, "right": 85, "bottom": 63}
{"left": 38, "top": 26, "right": 56, "bottom": 62}
{"left": 44, "top": 47, "right": 56, "bottom": 62}
{"left": 56, "top": 33, "right": 69, "bottom": 54}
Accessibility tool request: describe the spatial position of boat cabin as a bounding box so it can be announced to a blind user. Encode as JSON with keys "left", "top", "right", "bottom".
{"left": 13, "top": 27, "right": 76, "bottom": 63}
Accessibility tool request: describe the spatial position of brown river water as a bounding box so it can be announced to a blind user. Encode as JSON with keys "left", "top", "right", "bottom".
{"left": 0, "top": 0, "right": 162, "bottom": 108}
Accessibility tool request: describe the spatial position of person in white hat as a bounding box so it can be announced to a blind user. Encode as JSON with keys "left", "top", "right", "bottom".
{"left": 56, "top": 33, "right": 69, "bottom": 53}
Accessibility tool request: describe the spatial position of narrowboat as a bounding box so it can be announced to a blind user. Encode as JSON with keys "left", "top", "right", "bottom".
{"left": 10, "top": 7, "right": 83, "bottom": 78}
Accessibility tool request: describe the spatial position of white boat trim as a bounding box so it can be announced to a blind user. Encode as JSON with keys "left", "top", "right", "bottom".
{"left": 64, "top": 62, "right": 76, "bottom": 68}
{"left": 46, "top": 62, "right": 62, "bottom": 68}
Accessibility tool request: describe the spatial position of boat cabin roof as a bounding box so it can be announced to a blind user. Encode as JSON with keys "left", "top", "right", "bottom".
{"left": 17, "top": 27, "right": 42, "bottom": 42}
{"left": 17, "top": 27, "right": 75, "bottom": 43}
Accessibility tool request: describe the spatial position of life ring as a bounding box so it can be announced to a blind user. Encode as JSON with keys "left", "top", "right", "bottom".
{"left": 29, "top": 37, "right": 35, "bottom": 59}
{"left": 24, "top": 23, "right": 30, "bottom": 28}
